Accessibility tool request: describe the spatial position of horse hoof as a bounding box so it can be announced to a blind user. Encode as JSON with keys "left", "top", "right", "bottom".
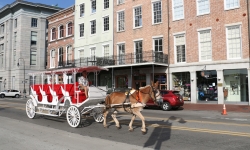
{"left": 142, "top": 131, "right": 146, "bottom": 135}
{"left": 116, "top": 126, "right": 121, "bottom": 129}
{"left": 104, "top": 125, "right": 109, "bottom": 128}
{"left": 129, "top": 129, "right": 134, "bottom": 132}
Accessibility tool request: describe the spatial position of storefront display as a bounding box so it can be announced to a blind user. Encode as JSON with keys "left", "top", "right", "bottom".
{"left": 172, "top": 72, "right": 190, "bottom": 101}
{"left": 223, "top": 69, "right": 248, "bottom": 102}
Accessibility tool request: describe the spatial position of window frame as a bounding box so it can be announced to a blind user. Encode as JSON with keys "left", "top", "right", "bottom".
{"left": 58, "top": 47, "right": 64, "bottom": 67}
{"left": 196, "top": 0, "right": 210, "bottom": 16}
{"left": 172, "top": 0, "right": 184, "bottom": 21}
{"left": 152, "top": 0, "right": 162, "bottom": 24}
{"left": 117, "top": 10, "right": 125, "bottom": 32}
{"left": 133, "top": 6, "right": 142, "bottom": 28}
{"left": 31, "top": 18, "right": 38, "bottom": 27}
{"left": 174, "top": 33, "right": 186, "bottom": 63}
{"left": 117, "top": 0, "right": 125, "bottom": 5}
{"left": 79, "top": 23, "right": 84, "bottom": 37}
{"left": 198, "top": 29, "right": 212, "bottom": 61}
{"left": 51, "top": 28, "right": 56, "bottom": 41}
{"left": 117, "top": 43, "right": 125, "bottom": 65}
{"left": 104, "top": 0, "right": 109, "bottom": 9}
{"left": 30, "top": 50, "right": 37, "bottom": 65}
{"left": 226, "top": 25, "right": 242, "bottom": 59}
{"left": 66, "top": 45, "right": 73, "bottom": 65}
{"left": 90, "top": 20, "right": 96, "bottom": 35}
{"left": 224, "top": 0, "right": 240, "bottom": 10}
{"left": 91, "top": 0, "right": 96, "bottom": 14}
{"left": 31, "top": 31, "right": 37, "bottom": 46}
{"left": 58, "top": 25, "right": 64, "bottom": 39}
{"left": 134, "top": 40, "right": 143, "bottom": 63}
{"left": 50, "top": 49, "right": 55, "bottom": 68}
{"left": 67, "top": 22, "right": 73, "bottom": 36}
{"left": 80, "top": 3, "right": 85, "bottom": 17}
{"left": 103, "top": 16, "right": 109, "bottom": 32}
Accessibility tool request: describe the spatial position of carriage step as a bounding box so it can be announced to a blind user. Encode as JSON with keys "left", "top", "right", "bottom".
{"left": 37, "top": 107, "right": 59, "bottom": 111}
{"left": 35, "top": 112, "right": 59, "bottom": 117}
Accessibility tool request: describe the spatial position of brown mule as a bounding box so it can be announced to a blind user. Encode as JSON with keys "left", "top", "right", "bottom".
{"left": 103, "top": 81, "right": 162, "bottom": 134}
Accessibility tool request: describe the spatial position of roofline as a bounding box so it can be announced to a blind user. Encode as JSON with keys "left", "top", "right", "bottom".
{"left": 0, "top": 0, "right": 62, "bottom": 14}
{"left": 47, "top": 5, "right": 75, "bottom": 19}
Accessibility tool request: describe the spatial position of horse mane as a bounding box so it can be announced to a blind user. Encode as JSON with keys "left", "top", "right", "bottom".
{"left": 139, "top": 85, "right": 151, "bottom": 92}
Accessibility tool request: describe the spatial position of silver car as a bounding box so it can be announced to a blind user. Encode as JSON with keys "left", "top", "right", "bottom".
{"left": 0, "top": 89, "right": 21, "bottom": 98}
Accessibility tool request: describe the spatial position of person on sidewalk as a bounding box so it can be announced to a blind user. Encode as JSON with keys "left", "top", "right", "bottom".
{"left": 78, "top": 71, "right": 89, "bottom": 98}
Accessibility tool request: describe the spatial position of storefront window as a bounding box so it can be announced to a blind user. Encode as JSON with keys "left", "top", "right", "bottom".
{"left": 116, "top": 75, "right": 128, "bottom": 88}
{"left": 197, "top": 70, "right": 217, "bottom": 101}
{"left": 172, "top": 72, "right": 190, "bottom": 101}
{"left": 223, "top": 69, "right": 248, "bottom": 102}
{"left": 153, "top": 74, "right": 166, "bottom": 89}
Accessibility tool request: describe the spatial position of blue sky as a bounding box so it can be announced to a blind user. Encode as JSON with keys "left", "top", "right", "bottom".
{"left": 0, "top": 0, "right": 75, "bottom": 9}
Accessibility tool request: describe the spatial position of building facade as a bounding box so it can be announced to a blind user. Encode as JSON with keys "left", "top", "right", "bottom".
{"left": 74, "top": 0, "right": 114, "bottom": 86}
{"left": 0, "top": 0, "right": 61, "bottom": 95}
{"left": 112, "top": 0, "right": 169, "bottom": 90}
{"left": 168, "top": 0, "right": 250, "bottom": 105}
{"left": 47, "top": 6, "right": 75, "bottom": 84}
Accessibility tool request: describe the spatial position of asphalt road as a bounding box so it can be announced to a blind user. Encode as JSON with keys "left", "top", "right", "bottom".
{"left": 0, "top": 97, "right": 250, "bottom": 150}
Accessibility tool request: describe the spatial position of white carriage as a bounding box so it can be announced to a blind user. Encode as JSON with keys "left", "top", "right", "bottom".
{"left": 26, "top": 66, "right": 108, "bottom": 128}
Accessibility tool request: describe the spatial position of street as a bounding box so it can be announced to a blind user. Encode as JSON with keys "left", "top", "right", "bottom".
{"left": 0, "top": 98, "right": 250, "bottom": 150}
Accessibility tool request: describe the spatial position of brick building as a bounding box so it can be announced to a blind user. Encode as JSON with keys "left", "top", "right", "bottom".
{"left": 47, "top": 6, "right": 75, "bottom": 84}
{"left": 168, "top": 0, "right": 249, "bottom": 105}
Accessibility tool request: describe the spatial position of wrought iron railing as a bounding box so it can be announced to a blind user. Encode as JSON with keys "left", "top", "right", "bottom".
{"left": 57, "top": 60, "right": 75, "bottom": 68}
{"left": 75, "top": 50, "right": 168, "bottom": 67}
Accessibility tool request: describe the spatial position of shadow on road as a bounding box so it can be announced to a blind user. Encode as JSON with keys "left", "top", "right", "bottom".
{"left": 143, "top": 116, "right": 186, "bottom": 150}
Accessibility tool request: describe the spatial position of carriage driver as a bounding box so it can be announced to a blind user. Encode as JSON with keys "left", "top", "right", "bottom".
{"left": 79, "top": 70, "right": 89, "bottom": 98}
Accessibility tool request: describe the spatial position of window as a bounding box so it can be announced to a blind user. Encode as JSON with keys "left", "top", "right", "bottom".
{"left": 14, "top": 19, "right": 17, "bottom": 28}
{"left": 154, "top": 38, "right": 163, "bottom": 62}
{"left": 117, "top": 11, "right": 125, "bottom": 31}
{"left": 58, "top": 47, "right": 63, "bottom": 66}
{"left": 104, "top": 0, "right": 109, "bottom": 9}
{"left": 80, "top": 4, "right": 85, "bottom": 17}
{"left": 59, "top": 25, "right": 64, "bottom": 38}
{"left": 103, "top": 45, "right": 109, "bottom": 57}
{"left": 118, "top": 0, "right": 124, "bottom": 5}
{"left": 227, "top": 25, "right": 241, "bottom": 59}
{"left": 172, "top": 0, "right": 184, "bottom": 20}
{"left": 31, "top": 18, "right": 38, "bottom": 27}
{"left": 135, "top": 41, "right": 143, "bottom": 63}
{"left": 51, "top": 28, "right": 56, "bottom": 40}
{"left": 118, "top": 44, "right": 125, "bottom": 64}
{"left": 0, "top": 53, "right": 3, "bottom": 68}
{"left": 30, "top": 50, "right": 36, "bottom": 65}
{"left": 175, "top": 34, "right": 186, "bottom": 63}
{"left": 103, "top": 16, "right": 109, "bottom": 31}
{"left": 0, "top": 44, "right": 3, "bottom": 51}
{"left": 91, "top": 0, "right": 96, "bottom": 13}
{"left": 14, "top": 32, "right": 17, "bottom": 49}
{"left": 225, "top": 0, "right": 239, "bottom": 10}
{"left": 67, "top": 22, "right": 73, "bottom": 36}
{"left": 0, "top": 24, "right": 4, "bottom": 34}
{"left": 90, "top": 47, "right": 96, "bottom": 61}
{"left": 153, "top": 1, "right": 162, "bottom": 24}
{"left": 197, "top": 0, "right": 210, "bottom": 15}
{"left": 199, "top": 30, "right": 211, "bottom": 61}
{"left": 79, "top": 23, "right": 84, "bottom": 37}
{"left": 13, "top": 50, "right": 16, "bottom": 66}
{"left": 50, "top": 50, "right": 55, "bottom": 68}
{"left": 67, "top": 45, "right": 73, "bottom": 65}
{"left": 90, "top": 20, "right": 96, "bottom": 34}
{"left": 134, "top": 6, "right": 142, "bottom": 28}
{"left": 31, "top": 31, "right": 37, "bottom": 46}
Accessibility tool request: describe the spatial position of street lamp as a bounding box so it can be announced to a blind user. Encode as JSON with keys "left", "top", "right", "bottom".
{"left": 17, "top": 58, "right": 26, "bottom": 98}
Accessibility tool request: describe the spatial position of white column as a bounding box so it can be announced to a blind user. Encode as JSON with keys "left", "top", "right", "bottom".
{"left": 248, "top": 69, "right": 250, "bottom": 105}
{"left": 216, "top": 70, "right": 224, "bottom": 104}
{"left": 190, "top": 71, "right": 197, "bottom": 103}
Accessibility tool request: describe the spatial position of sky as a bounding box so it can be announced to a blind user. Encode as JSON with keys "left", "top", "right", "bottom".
{"left": 0, "top": 0, "right": 75, "bottom": 9}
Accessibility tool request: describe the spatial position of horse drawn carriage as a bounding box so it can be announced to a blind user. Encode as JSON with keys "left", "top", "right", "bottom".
{"left": 26, "top": 66, "right": 108, "bottom": 127}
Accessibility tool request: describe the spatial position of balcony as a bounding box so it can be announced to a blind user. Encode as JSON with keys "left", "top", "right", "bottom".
{"left": 75, "top": 50, "right": 168, "bottom": 67}
{"left": 49, "top": 60, "right": 75, "bottom": 69}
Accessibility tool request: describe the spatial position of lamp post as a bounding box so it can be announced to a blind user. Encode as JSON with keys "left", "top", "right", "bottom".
{"left": 17, "top": 58, "right": 26, "bottom": 98}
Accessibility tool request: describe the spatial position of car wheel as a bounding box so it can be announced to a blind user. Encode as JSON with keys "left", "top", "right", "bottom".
{"left": 161, "top": 102, "right": 171, "bottom": 111}
{"left": 15, "top": 94, "right": 20, "bottom": 98}
{"left": 0, "top": 94, "right": 5, "bottom": 98}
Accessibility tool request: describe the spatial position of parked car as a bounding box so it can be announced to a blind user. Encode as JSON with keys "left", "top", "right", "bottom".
{"left": 0, "top": 89, "right": 21, "bottom": 98}
{"left": 146, "top": 90, "right": 184, "bottom": 111}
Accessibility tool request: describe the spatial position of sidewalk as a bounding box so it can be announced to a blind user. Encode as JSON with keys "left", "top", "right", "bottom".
{"left": 183, "top": 102, "right": 250, "bottom": 113}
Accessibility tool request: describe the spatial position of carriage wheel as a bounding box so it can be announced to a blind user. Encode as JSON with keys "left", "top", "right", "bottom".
{"left": 26, "top": 99, "right": 36, "bottom": 119}
{"left": 93, "top": 112, "right": 104, "bottom": 123}
{"left": 66, "top": 106, "right": 81, "bottom": 128}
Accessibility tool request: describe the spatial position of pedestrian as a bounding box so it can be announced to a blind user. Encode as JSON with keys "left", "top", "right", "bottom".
{"left": 78, "top": 70, "right": 89, "bottom": 98}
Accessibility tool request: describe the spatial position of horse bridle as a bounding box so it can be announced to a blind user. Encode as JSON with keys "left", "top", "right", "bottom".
{"left": 140, "top": 85, "right": 159, "bottom": 102}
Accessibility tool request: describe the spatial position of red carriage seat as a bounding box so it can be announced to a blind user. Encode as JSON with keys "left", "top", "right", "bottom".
{"left": 65, "top": 82, "right": 86, "bottom": 104}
